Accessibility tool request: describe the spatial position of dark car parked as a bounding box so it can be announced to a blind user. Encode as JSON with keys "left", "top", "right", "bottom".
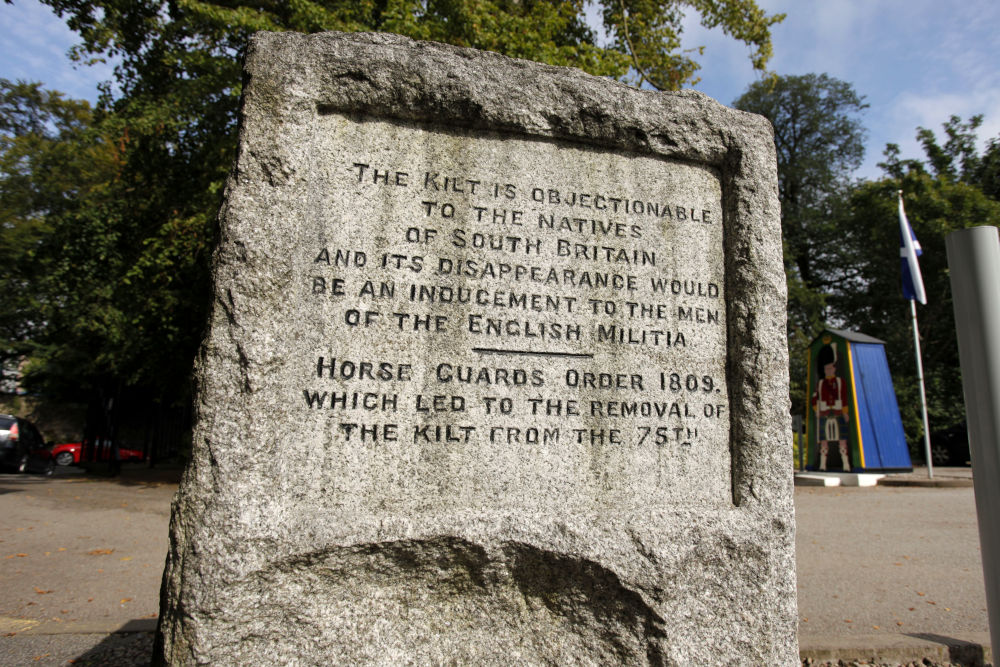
{"left": 0, "top": 414, "right": 55, "bottom": 475}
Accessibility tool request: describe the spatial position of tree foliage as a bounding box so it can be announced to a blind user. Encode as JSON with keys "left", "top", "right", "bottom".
{"left": 733, "top": 73, "right": 868, "bottom": 289}
{"left": 0, "top": 79, "right": 115, "bottom": 393}
{"left": 880, "top": 114, "right": 1000, "bottom": 202}
{"left": 602, "top": 0, "right": 783, "bottom": 89}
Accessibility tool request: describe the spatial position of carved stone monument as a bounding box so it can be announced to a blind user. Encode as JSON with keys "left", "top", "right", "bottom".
{"left": 155, "top": 31, "right": 796, "bottom": 665}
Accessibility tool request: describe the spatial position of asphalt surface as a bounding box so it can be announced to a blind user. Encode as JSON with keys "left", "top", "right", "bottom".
{"left": 795, "top": 473, "right": 992, "bottom": 665}
{"left": 0, "top": 465, "right": 992, "bottom": 666}
{"left": 0, "top": 465, "right": 171, "bottom": 666}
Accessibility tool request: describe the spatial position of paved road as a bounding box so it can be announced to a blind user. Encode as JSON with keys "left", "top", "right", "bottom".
{"left": 795, "top": 481, "right": 991, "bottom": 664}
{"left": 0, "top": 466, "right": 992, "bottom": 665}
{"left": 0, "top": 466, "right": 172, "bottom": 665}
{"left": 797, "top": 483, "right": 987, "bottom": 637}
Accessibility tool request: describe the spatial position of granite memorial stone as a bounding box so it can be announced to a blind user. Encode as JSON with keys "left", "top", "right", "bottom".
{"left": 155, "top": 31, "right": 796, "bottom": 665}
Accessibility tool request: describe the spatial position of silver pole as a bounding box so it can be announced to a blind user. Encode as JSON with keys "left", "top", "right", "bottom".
{"left": 910, "top": 299, "right": 934, "bottom": 478}
{"left": 946, "top": 225, "right": 1000, "bottom": 662}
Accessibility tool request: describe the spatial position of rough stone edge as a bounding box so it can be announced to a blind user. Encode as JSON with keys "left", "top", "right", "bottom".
{"left": 158, "top": 30, "right": 795, "bottom": 665}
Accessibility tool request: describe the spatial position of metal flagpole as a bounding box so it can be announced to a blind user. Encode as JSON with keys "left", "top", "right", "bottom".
{"left": 909, "top": 299, "right": 933, "bottom": 478}
{"left": 898, "top": 190, "right": 933, "bottom": 478}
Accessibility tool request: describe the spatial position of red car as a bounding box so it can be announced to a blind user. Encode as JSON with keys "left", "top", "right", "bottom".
{"left": 52, "top": 442, "right": 145, "bottom": 466}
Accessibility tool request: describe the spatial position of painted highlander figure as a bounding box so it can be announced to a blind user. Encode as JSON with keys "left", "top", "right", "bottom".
{"left": 812, "top": 343, "right": 851, "bottom": 471}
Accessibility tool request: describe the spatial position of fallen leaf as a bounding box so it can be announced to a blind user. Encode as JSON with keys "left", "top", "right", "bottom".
{"left": 927, "top": 601, "right": 937, "bottom": 605}
{"left": 120, "top": 556, "right": 132, "bottom": 562}
{"left": 844, "top": 619, "right": 852, "bottom": 623}
{"left": 872, "top": 625, "right": 880, "bottom": 629}
{"left": 897, "top": 621, "right": 904, "bottom": 626}
{"left": 58, "top": 548, "right": 66, "bottom": 552}
{"left": 87, "top": 548, "right": 113, "bottom": 556}
{"left": 945, "top": 607, "right": 951, "bottom": 611}
{"left": 120, "top": 598, "right": 132, "bottom": 604}
{"left": 893, "top": 562, "right": 902, "bottom": 566}
{"left": 917, "top": 591, "right": 926, "bottom": 596}
{"left": 34, "top": 588, "right": 53, "bottom": 595}
{"left": 909, "top": 607, "right": 915, "bottom": 611}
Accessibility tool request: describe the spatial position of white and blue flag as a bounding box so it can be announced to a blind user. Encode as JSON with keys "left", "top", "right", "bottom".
{"left": 898, "top": 191, "right": 927, "bottom": 304}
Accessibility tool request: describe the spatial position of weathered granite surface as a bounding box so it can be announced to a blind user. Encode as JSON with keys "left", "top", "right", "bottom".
{"left": 155, "top": 31, "right": 795, "bottom": 665}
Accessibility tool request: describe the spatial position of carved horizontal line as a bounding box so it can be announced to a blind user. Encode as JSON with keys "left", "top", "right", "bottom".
{"left": 472, "top": 347, "right": 594, "bottom": 359}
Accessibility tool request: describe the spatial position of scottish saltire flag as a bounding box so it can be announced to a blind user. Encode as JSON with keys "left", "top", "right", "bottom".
{"left": 898, "top": 191, "right": 927, "bottom": 304}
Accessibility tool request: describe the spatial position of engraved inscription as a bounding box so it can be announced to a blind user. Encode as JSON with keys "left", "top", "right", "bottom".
{"left": 296, "top": 115, "right": 729, "bottom": 511}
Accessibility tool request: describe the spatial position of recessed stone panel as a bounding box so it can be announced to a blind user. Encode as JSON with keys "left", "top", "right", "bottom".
{"left": 294, "top": 116, "right": 729, "bottom": 513}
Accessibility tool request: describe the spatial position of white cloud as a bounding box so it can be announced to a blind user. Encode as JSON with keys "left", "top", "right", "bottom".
{"left": 670, "top": 0, "right": 1000, "bottom": 179}
{"left": 0, "top": 0, "right": 114, "bottom": 103}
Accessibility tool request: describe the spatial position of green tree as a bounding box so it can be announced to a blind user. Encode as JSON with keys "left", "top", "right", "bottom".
{"left": 976, "top": 136, "right": 1000, "bottom": 200}
{"left": 732, "top": 73, "right": 869, "bottom": 414}
{"left": 0, "top": 79, "right": 113, "bottom": 394}
{"left": 912, "top": 114, "right": 1000, "bottom": 203}
{"left": 602, "top": 0, "right": 783, "bottom": 89}
{"left": 916, "top": 114, "right": 983, "bottom": 183}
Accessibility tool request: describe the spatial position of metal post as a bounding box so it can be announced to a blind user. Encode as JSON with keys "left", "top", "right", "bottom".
{"left": 910, "top": 300, "right": 934, "bottom": 478}
{"left": 946, "top": 225, "right": 1000, "bottom": 661}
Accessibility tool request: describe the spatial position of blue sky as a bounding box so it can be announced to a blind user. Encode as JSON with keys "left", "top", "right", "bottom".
{"left": 2, "top": 0, "right": 998, "bottom": 180}
{"left": 684, "top": 0, "right": 1000, "bottom": 179}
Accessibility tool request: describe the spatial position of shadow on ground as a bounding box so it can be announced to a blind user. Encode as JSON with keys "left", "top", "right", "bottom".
{"left": 906, "top": 632, "right": 991, "bottom": 666}
{"left": 71, "top": 620, "right": 157, "bottom": 667}
{"left": 0, "top": 463, "right": 182, "bottom": 494}
{"left": 79, "top": 462, "right": 184, "bottom": 487}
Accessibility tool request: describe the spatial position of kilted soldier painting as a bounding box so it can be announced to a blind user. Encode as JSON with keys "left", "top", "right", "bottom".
{"left": 811, "top": 342, "right": 851, "bottom": 471}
